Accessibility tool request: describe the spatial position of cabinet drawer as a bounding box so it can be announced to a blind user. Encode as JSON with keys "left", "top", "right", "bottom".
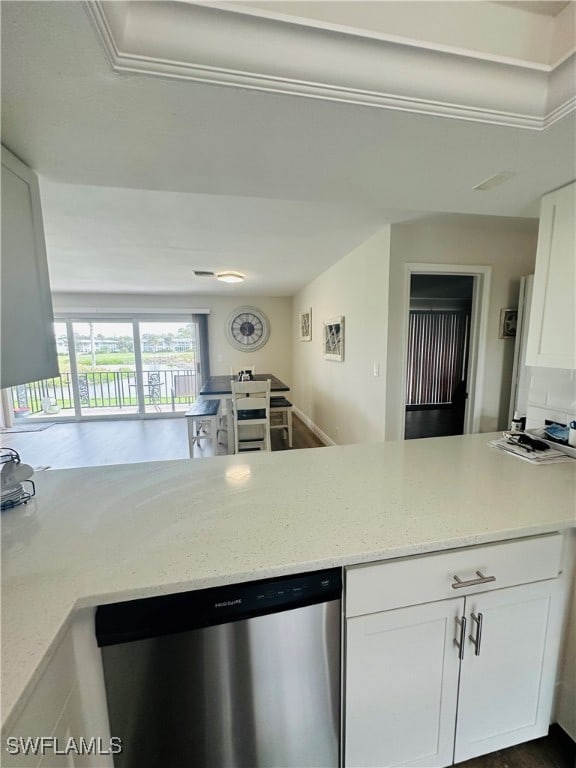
{"left": 346, "top": 533, "right": 563, "bottom": 617}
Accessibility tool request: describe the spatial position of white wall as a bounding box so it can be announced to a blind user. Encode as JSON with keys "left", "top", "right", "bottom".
{"left": 52, "top": 293, "right": 293, "bottom": 385}
{"left": 291, "top": 226, "right": 390, "bottom": 445}
{"left": 385, "top": 215, "right": 538, "bottom": 440}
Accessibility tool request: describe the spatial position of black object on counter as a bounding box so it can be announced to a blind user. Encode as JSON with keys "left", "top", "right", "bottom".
{"left": 515, "top": 434, "right": 550, "bottom": 452}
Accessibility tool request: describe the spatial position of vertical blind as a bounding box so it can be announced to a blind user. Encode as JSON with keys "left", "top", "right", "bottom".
{"left": 406, "top": 311, "right": 469, "bottom": 406}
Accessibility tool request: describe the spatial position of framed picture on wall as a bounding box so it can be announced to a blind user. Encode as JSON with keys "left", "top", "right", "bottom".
{"left": 299, "top": 308, "right": 312, "bottom": 341}
{"left": 323, "top": 316, "right": 344, "bottom": 361}
{"left": 499, "top": 308, "right": 517, "bottom": 338}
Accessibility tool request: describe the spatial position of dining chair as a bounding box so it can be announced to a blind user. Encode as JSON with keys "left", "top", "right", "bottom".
{"left": 230, "top": 365, "right": 256, "bottom": 380}
{"left": 171, "top": 372, "right": 196, "bottom": 411}
{"left": 270, "top": 396, "right": 293, "bottom": 447}
{"left": 230, "top": 378, "right": 271, "bottom": 453}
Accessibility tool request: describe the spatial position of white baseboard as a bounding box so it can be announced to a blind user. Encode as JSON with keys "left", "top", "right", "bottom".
{"left": 293, "top": 406, "right": 336, "bottom": 447}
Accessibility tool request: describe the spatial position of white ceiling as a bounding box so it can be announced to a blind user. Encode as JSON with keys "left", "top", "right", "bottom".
{"left": 2, "top": 1, "right": 575, "bottom": 296}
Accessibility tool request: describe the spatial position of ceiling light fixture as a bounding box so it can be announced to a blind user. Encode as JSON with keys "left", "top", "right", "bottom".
{"left": 216, "top": 271, "right": 245, "bottom": 284}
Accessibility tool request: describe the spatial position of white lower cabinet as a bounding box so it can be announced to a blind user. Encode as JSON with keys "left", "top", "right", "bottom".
{"left": 346, "top": 598, "right": 463, "bottom": 767}
{"left": 454, "top": 580, "right": 561, "bottom": 763}
{"left": 344, "top": 535, "right": 564, "bottom": 768}
{"left": 2, "top": 610, "right": 113, "bottom": 768}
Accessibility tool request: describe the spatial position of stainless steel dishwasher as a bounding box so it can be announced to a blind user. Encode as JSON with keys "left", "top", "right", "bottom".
{"left": 95, "top": 568, "right": 341, "bottom": 768}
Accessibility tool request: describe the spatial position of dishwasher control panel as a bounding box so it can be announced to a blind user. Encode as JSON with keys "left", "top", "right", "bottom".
{"left": 96, "top": 567, "right": 342, "bottom": 646}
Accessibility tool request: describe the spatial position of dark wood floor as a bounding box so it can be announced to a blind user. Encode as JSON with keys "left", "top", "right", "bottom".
{"left": 457, "top": 726, "right": 575, "bottom": 768}
{"left": 1, "top": 413, "right": 324, "bottom": 470}
{"left": 272, "top": 413, "right": 325, "bottom": 451}
{"left": 405, "top": 405, "right": 464, "bottom": 439}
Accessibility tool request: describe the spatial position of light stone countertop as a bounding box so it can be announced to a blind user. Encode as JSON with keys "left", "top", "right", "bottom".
{"left": 2, "top": 433, "right": 575, "bottom": 729}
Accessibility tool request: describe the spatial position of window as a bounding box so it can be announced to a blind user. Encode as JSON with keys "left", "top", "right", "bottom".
{"left": 10, "top": 315, "right": 209, "bottom": 421}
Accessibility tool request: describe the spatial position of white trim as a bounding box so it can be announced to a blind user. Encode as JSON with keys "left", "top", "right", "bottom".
{"left": 65, "top": 320, "right": 81, "bottom": 420}
{"left": 191, "top": 0, "right": 571, "bottom": 73}
{"left": 399, "top": 264, "right": 492, "bottom": 440}
{"left": 54, "top": 309, "right": 210, "bottom": 317}
{"left": 132, "top": 320, "right": 145, "bottom": 418}
{"left": 84, "top": 0, "right": 575, "bottom": 132}
{"left": 293, "top": 406, "right": 334, "bottom": 446}
{"left": 103, "top": 62, "right": 549, "bottom": 130}
{"left": 544, "top": 95, "right": 576, "bottom": 128}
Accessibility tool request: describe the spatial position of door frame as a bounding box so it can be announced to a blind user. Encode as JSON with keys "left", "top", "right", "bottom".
{"left": 398, "top": 264, "right": 492, "bottom": 440}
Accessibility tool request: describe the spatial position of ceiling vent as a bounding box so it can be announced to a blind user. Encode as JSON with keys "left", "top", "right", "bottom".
{"left": 472, "top": 171, "right": 516, "bottom": 191}
{"left": 193, "top": 270, "right": 215, "bottom": 277}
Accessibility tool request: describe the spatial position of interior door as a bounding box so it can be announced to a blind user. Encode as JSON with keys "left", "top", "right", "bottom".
{"left": 345, "top": 598, "right": 464, "bottom": 768}
{"left": 455, "top": 580, "right": 561, "bottom": 763}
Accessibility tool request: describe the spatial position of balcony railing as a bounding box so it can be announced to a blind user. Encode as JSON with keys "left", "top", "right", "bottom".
{"left": 12, "top": 369, "right": 199, "bottom": 417}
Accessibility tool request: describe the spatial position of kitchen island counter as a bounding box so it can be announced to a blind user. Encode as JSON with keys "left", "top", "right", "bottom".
{"left": 2, "top": 432, "right": 575, "bottom": 731}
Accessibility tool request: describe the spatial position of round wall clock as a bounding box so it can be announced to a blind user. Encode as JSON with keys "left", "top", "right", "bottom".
{"left": 225, "top": 306, "right": 270, "bottom": 352}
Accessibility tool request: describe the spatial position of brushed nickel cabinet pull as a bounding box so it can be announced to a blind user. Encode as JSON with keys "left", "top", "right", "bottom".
{"left": 468, "top": 612, "right": 484, "bottom": 656}
{"left": 454, "top": 615, "right": 467, "bottom": 660}
{"left": 451, "top": 570, "right": 496, "bottom": 590}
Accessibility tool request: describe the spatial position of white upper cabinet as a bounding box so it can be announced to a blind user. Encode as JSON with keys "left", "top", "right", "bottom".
{"left": 1, "top": 146, "right": 59, "bottom": 389}
{"left": 526, "top": 181, "right": 576, "bottom": 370}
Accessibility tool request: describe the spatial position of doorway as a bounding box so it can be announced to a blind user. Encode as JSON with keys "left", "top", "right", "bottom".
{"left": 405, "top": 275, "right": 473, "bottom": 439}
{"left": 397, "top": 264, "right": 491, "bottom": 442}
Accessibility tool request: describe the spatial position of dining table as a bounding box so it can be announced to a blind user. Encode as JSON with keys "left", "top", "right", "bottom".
{"left": 199, "top": 374, "right": 290, "bottom": 453}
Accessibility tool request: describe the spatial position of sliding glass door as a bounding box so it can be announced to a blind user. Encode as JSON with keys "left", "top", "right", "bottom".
{"left": 10, "top": 315, "right": 205, "bottom": 421}
{"left": 138, "top": 321, "right": 199, "bottom": 414}
{"left": 71, "top": 321, "right": 139, "bottom": 417}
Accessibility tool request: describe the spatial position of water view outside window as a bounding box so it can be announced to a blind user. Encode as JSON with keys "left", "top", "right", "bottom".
{"left": 138, "top": 321, "right": 198, "bottom": 414}
{"left": 72, "top": 321, "right": 139, "bottom": 417}
{"left": 11, "top": 317, "right": 201, "bottom": 420}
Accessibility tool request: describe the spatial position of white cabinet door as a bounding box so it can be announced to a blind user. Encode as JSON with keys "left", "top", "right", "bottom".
{"left": 454, "top": 579, "right": 561, "bottom": 763}
{"left": 345, "top": 598, "right": 464, "bottom": 768}
{"left": 526, "top": 181, "right": 575, "bottom": 369}
{"left": 1, "top": 146, "right": 59, "bottom": 389}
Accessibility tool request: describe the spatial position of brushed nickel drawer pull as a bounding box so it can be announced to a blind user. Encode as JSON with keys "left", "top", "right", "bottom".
{"left": 468, "top": 612, "right": 483, "bottom": 656}
{"left": 454, "top": 615, "right": 467, "bottom": 660}
{"left": 451, "top": 570, "right": 496, "bottom": 590}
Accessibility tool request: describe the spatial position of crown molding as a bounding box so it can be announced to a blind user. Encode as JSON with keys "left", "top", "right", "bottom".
{"left": 85, "top": 0, "right": 576, "bottom": 131}
{"left": 191, "top": 0, "right": 575, "bottom": 72}
{"left": 544, "top": 95, "right": 576, "bottom": 128}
